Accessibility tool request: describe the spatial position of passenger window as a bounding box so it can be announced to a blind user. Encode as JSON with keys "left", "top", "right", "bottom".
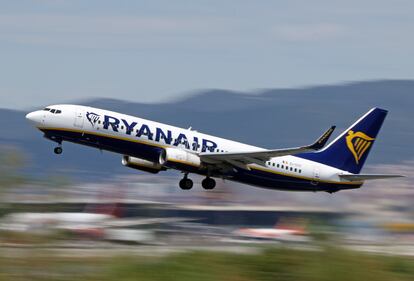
{"left": 294, "top": 168, "right": 297, "bottom": 172}
{"left": 286, "top": 166, "right": 289, "bottom": 170}
{"left": 290, "top": 167, "right": 293, "bottom": 171}
{"left": 121, "top": 126, "right": 124, "bottom": 130}
{"left": 98, "top": 121, "right": 101, "bottom": 124}
{"left": 277, "top": 164, "right": 280, "bottom": 168}
{"left": 299, "top": 169, "right": 302, "bottom": 173}
{"left": 281, "top": 165, "right": 284, "bottom": 169}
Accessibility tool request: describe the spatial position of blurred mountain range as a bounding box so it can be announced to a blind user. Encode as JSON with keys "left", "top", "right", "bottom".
{"left": 0, "top": 80, "right": 412, "bottom": 180}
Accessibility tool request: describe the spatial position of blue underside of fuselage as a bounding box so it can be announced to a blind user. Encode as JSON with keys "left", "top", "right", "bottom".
{"left": 41, "top": 128, "right": 361, "bottom": 192}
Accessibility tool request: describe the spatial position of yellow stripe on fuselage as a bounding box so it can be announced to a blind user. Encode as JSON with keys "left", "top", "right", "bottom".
{"left": 39, "top": 127, "right": 361, "bottom": 186}
{"left": 250, "top": 166, "right": 362, "bottom": 186}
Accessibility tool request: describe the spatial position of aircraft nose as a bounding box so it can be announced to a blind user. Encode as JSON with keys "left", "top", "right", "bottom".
{"left": 25, "top": 111, "right": 42, "bottom": 125}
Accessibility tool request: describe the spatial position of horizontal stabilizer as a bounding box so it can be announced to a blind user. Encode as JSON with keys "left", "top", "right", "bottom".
{"left": 339, "top": 174, "right": 404, "bottom": 182}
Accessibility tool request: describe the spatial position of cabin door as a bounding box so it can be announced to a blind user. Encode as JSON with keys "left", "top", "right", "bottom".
{"left": 311, "top": 167, "right": 320, "bottom": 186}
{"left": 74, "top": 110, "right": 84, "bottom": 128}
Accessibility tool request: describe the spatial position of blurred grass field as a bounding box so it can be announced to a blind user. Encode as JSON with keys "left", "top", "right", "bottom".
{"left": 1, "top": 246, "right": 414, "bottom": 281}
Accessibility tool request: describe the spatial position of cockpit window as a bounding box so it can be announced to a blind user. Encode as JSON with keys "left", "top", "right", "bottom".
{"left": 44, "top": 108, "right": 62, "bottom": 114}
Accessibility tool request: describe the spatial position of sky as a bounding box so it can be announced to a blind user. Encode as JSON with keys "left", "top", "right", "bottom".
{"left": 0, "top": 0, "right": 413, "bottom": 109}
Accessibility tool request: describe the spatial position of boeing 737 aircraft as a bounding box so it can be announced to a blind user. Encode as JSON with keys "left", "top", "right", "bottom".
{"left": 25, "top": 105, "right": 401, "bottom": 193}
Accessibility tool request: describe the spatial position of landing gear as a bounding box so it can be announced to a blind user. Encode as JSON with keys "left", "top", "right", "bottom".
{"left": 179, "top": 174, "right": 193, "bottom": 190}
{"left": 202, "top": 177, "right": 216, "bottom": 190}
{"left": 54, "top": 146, "right": 63, "bottom": 155}
{"left": 49, "top": 137, "right": 63, "bottom": 155}
{"left": 178, "top": 174, "right": 216, "bottom": 190}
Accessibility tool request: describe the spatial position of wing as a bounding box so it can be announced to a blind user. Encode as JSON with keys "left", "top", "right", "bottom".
{"left": 339, "top": 174, "right": 404, "bottom": 182}
{"left": 200, "top": 126, "right": 335, "bottom": 169}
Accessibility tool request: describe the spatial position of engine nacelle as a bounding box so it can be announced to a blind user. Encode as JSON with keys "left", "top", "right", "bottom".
{"left": 122, "top": 156, "right": 166, "bottom": 174}
{"left": 159, "top": 147, "right": 202, "bottom": 168}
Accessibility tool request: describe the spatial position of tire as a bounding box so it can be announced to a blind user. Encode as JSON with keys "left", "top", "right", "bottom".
{"left": 202, "top": 178, "right": 216, "bottom": 190}
{"left": 54, "top": 147, "right": 63, "bottom": 154}
{"left": 179, "top": 178, "right": 193, "bottom": 190}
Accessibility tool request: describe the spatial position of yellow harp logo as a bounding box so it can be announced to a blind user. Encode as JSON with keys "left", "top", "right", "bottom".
{"left": 346, "top": 130, "right": 375, "bottom": 164}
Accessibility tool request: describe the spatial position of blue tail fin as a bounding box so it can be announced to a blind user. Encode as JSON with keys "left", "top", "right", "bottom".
{"left": 298, "top": 108, "right": 388, "bottom": 174}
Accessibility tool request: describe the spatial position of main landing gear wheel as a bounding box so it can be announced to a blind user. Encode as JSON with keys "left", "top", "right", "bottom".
{"left": 54, "top": 146, "right": 63, "bottom": 155}
{"left": 179, "top": 176, "right": 193, "bottom": 190}
{"left": 202, "top": 177, "right": 216, "bottom": 190}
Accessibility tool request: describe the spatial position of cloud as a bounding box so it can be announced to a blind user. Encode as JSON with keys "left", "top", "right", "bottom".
{"left": 0, "top": 14, "right": 235, "bottom": 49}
{"left": 0, "top": 14, "right": 225, "bottom": 34}
{"left": 0, "top": 13, "right": 348, "bottom": 50}
{"left": 270, "top": 23, "right": 346, "bottom": 42}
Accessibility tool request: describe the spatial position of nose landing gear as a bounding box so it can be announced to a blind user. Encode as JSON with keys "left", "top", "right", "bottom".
{"left": 45, "top": 134, "right": 63, "bottom": 155}
{"left": 54, "top": 146, "right": 63, "bottom": 155}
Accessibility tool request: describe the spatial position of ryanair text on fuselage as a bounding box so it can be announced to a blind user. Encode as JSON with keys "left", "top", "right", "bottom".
{"left": 91, "top": 112, "right": 218, "bottom": 153}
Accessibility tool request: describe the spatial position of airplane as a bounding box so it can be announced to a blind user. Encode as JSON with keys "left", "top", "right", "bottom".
{"left": 0, "top": 211, "right": 116, "bottom": 236}
{"left": 25, "top": 105, "right": 402, "bottom": 193}
{"left": 234, "top": 226, "right": 306, "bottom": 240}
{"left": 233, "top": 219, "right": 309, "bottom": 242}
{"left": 0, "top": 203, "right": 194, "bottom": 241}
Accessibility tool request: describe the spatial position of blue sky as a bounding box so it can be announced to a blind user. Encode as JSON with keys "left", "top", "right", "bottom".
{"left": 0, "top": 0, "right": 413, "bottom": 109}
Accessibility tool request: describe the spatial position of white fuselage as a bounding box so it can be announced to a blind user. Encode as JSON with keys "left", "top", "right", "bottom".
{"left": 25, "top": 104, "right": 360, "bottom": 192}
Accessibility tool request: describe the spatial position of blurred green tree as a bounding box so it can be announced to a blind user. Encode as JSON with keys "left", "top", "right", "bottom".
{"left": 0, "top": 146, "right": 26, "bottom": 190}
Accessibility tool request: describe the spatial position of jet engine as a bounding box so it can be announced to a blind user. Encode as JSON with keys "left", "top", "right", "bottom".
{"left": 159, "top": 147, "right": 202, "bottom": 168}
{"left": 122, "top": 156, "right": 166, "bottom": 174}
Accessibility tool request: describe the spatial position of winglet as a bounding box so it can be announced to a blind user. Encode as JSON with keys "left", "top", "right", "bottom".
{"left": 309, "top": 126, "right": 336, "bottom": 150}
